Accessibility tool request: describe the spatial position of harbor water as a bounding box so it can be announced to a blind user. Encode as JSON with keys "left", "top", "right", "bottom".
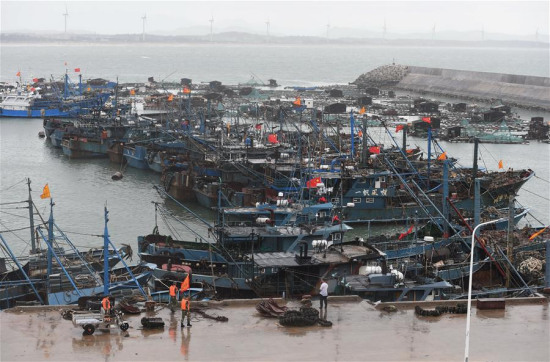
{"left": 1, "top": 44, "right": 549, "bottom": 256}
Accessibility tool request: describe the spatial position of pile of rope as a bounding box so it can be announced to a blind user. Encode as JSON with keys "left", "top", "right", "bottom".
{"left": 518, "top": 257, "right": 545, "bottom": 282}
{"left": 193, "top": 308, "right": 228, "bottom": 322}
{"left": 415, "top": 304, "right": 467, "bottom": 317}
{"left": 279, "top": 307, "right": 332, "bottom": 327}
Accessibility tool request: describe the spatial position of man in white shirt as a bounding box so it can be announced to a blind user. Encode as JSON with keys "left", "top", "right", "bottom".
{"left": 319, "top": 279, "right": 328, "bottom": 309}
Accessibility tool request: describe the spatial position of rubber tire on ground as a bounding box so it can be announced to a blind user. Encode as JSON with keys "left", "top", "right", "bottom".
{"left": 83, "top": 324, "right": 95, "bottom": 335}
{"left": 120, "top": 322, "right": 129, "bottom": 331}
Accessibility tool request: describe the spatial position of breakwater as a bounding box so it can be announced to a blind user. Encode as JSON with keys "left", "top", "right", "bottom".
{"left": 354, "top": 64, "right": 550, "bottom": 110}
{"left": 398, "top": 66, "right": 550, "bottom": 110}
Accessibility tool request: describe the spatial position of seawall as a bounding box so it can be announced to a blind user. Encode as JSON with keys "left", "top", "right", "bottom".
{"left": 396, "top": 65, "right": 550, "bottom": 110}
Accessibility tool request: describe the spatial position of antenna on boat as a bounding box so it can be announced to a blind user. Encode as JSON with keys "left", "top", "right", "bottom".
{"left": 26, "top": 178, "right": 37, "bottom": 254}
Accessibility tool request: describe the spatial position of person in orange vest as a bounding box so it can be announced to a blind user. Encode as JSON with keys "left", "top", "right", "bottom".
{"left": 169, "top": 282, "right": 177, "bottom": 311}
{"left": 102, "top": 295, "right": 111, "bottom": 316}
{"left": 180, "top": 296, "right": 191, "bottom": 328}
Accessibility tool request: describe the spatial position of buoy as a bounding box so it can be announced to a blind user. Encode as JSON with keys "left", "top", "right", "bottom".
{"left": 111, "top": 171, "right": 123, "bottom": 180}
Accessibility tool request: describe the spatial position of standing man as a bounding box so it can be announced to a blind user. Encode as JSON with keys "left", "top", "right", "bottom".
{"left": 169, "top": 282, "right": 177, "bottom": 312}
{"left": 180, "top": 296, "right": 192, "bottom": 328}
{"left": 319, "top": 279, "right": 328, "bottom": 310}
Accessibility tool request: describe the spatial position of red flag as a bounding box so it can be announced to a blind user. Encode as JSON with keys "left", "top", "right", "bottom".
{"left": 267, "top": 134, "right": 278, "bottom": 144}
{"left": 368, "top": 146, "right": 381, "bottom": 154}
{"left": 306, "top": 177, "right": 322, "bottom": 188}
{"left": 293, "top": 97, "right": 301, "bottom": 106}
{"left": 180, "top": 274, "right": 190, "bottom": 292}
{"left": 31, "top": 87, "right": 36, "bottom": 92}
{"left": 16, "top": 71, "right": 21, "bottom": 77}
{"left": 422, "top": 117, "right": 431, "bottom": 124}
{"left": 398, "top": 225, "right": 414, "bottom": 240}
{"left": 32, "top": 78, "right": 38, "bottom": 83}
{"left": 183, "top": 87, "right": 191, "bottom": 94}
{"left": 395, "top": 125, "right": 404, "bottom": 133}
{"left": 255, "top": 124, "right": 262, "bottom": 130}
{"left": 74, "top": 68, "right": 81, "bottom": 72}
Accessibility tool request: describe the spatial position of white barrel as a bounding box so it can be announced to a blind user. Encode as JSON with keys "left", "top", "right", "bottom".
{"left": 391, "top": 269, "right": 404, "bottom": 281}
{"left": 359, "top": 266, "right": 382, "bottom": 275}
{"left": 276, "top": 199, "right": 289, "bottom": 206}
{"left": 256, "top": 217, "right": 271, "bottom": 224}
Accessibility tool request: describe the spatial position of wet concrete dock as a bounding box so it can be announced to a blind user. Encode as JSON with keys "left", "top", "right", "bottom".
{"left": 1, "top": 297, "right": 548, "bottom": 361}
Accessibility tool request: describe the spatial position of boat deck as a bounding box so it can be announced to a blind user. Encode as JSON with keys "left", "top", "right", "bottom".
{"left": 1, "top": 297, "right": 548, "bottom": 361}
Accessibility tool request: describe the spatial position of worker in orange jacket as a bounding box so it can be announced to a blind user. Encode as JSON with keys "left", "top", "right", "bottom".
{"left": 169, "top": 282, "right": 177, "bottom": 311}
{"left": 180, "top": 296, "right": 191, "bottom": 328}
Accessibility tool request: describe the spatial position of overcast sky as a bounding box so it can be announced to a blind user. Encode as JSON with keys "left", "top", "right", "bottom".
{"left": 1, "top": 0, "right": 548, "bottom": 37}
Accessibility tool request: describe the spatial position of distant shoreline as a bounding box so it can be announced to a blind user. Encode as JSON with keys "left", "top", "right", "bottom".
{"left": 2, "top": 41, "right": 549, "bottom": 50}
{"left": 1, "top": 32, "right": 548, "bottom": 49}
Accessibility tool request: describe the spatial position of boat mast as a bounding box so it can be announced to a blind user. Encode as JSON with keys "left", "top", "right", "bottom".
{"left": 349, "top": 111, "right": 355, "bottom": 160}
{"left": 103, "top": 207, "right": 110, "bottom": 296}
{"left": 27, "top": 179, "right": 37, "bottom": 254}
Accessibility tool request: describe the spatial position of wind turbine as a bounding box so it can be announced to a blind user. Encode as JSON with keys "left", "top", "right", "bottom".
{"left": 535, "top": 27, "right": 539, "bottom": 42}
{"left": 265, "top": 18, "right": 270, "bottom": 42}
{"left": 63, "top": 5, "right": 69, "bottom": 33}
{"left": 481, "top": 25, "right": 485, "bottom": 41}
{"left": 326, "top": 22, "right": 330, "bottom": 39}
{"left": 383, "top": 18, "right": 387, "bottom": 39}
{"left": 209, "top": 15, "right": 214, "bottom": 42}
{"left": 142, "top": 14, "right": 147, "bottom": 41}
{"left": 432, "top": 23, "right": 436, "bottom": 40}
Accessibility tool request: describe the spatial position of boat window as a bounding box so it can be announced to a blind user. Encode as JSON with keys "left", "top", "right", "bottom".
{"left": 333, "top": 233, "right": 342, "bottom": 241}
{"left": 352, "top": 198, "right": 361, "bottom": 203}
{"left": 365, "top": 198, "right": 374, "bottom": 203}
{"left": 330, "top": 198, "right": 339, "bottom": 203}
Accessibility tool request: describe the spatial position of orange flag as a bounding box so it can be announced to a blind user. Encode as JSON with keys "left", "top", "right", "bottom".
{"left": 498, "top": 160, "right": 503, "bottom": 169}
{"left": 359, "top": 107, "right": 366, "bottom": 115}
{"left": 40, "top": 184, "right": 51, "bottom": 199}
{"left": 167, "top": 94, "right": 174, "bottom": 101}
{"left": 183, "top": 87, "right": 191, "bottom": 94}
{"left": 16, "top": 71, "right": 21, "bottom": 77}
{"left": 395, "top": 124, "right": 404, "bottom": 133}
{"left": 129, "top": 89, "right": 135, "bottom": 95}
{"left": 528, "top": 227, "right": 547, "bottom": 241}
{"left": 422, "top": 117, "right": 431, "bottom": 123}
{"left": 293, "top": 97, "right": 301, "bottom": 106}
{"left": 437, "top": 152, "right": 447, "bottom": 160}
{"left": 180, "top": 274, "right": 190, "bottom": 292}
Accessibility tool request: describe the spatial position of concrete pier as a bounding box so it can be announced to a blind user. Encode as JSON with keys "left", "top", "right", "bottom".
{"left": 354, "top": 64, "right": 550, "bottom": 110}
{"left": 1, "top": 297, "right": 548, "bottom": 361}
